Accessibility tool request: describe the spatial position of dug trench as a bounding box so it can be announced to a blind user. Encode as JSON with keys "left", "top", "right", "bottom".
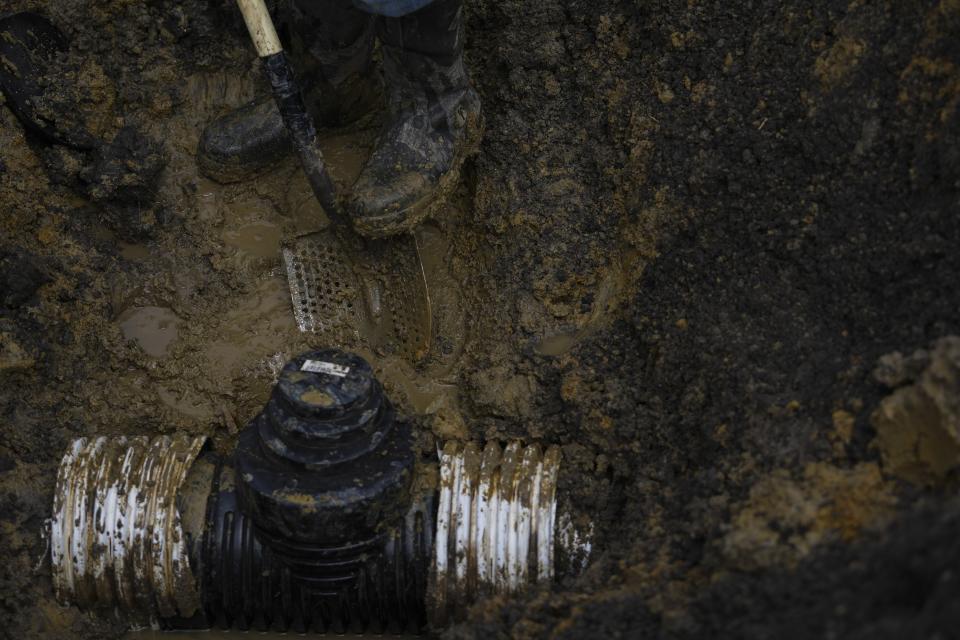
{"left": 1, "top": 0, "right": 960, "bottom": 638}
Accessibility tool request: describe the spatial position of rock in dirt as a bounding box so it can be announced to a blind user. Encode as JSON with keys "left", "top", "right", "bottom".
{"left": 871, "top": 336, "right": 960, "bottom": 486}
{"left": 425, "top": 395, "right": 469, "bottom": 440}
{"left": 82, "top": 126, "right": 167, "bottom": 205}
{"left": 0, "top": 11, "right": 99, "bottom": 148}
{"left": 80, "top": 126, "right": 170, "bottom": 239}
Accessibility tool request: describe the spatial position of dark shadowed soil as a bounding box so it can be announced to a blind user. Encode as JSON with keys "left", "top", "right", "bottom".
{"left": 1, "top": 0, "right": 959, "bottom": 638}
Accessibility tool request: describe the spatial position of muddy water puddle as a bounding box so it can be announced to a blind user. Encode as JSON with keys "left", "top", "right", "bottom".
{"left": 92, "top": 225, "right": 151, "bottom": 261}
{"left": 216, "top": 193, "right": 283, "bottom": 267}
{"left": 536, "top": 330, "right": 580, "bottom": 357}
{"left": 222, "top": 221, "right": 282, "bottom": 259}
{"left": 376, "top": 356, "right": 458, "bottom": 415}
{"left": 201, "top": 275, "right": 299, "bottom": 374}
{"left": 118, "top": 306, "right": 181, "bottom": 358}
{"left": 320, "top": 130, "right": 373, "bottom": 184}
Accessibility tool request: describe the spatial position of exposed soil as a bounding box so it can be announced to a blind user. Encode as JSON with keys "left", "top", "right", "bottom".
{"left": 2, "top": 0, "right": 960, "bottom": 638}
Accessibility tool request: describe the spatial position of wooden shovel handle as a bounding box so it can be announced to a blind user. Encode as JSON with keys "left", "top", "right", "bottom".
{"left": 236, "top": 0, "right": 282, "bottom": 57}
{"left": 234, "top": 0, "right": 344, "bottom": 223}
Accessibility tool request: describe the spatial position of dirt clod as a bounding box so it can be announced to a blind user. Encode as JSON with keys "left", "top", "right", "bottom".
{"left": 871, "top": 336, "right": 960, "bottom": 486}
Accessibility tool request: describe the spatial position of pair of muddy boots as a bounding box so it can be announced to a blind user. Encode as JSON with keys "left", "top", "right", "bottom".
{"left": 199, "top": 0, "right": 481, "bottom": 238}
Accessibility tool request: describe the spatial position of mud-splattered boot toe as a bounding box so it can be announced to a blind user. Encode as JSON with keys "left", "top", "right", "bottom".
{"left": 348, "top": 0, "right": 482, "bottom": 238}
{"left": 348, "top": 121, "right": 450, "bottom": 237}
{"left": 197, "top": 98, "right": 291, "bottom": 184}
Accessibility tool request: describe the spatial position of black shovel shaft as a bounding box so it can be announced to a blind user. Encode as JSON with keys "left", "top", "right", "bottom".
{"left": 261, "top": 51, "right": 344, "bottom": 225}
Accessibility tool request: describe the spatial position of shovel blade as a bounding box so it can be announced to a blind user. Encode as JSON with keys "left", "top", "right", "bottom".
{"left": 282, "top": 230, "right": 432, "bottom": 364}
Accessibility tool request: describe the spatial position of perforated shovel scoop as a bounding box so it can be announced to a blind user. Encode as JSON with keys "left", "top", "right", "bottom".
{"left": 283, "top": 230, "right": 432, "bottom": 363}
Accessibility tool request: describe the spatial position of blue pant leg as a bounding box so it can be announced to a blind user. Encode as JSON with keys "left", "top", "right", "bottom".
{"left": 348, "top": 0, "right": 436, "bottom": 18}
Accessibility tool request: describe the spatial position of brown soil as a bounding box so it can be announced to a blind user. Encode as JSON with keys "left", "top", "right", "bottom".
{"left": 2, "top": 0, "right": 960, "bottom": 638}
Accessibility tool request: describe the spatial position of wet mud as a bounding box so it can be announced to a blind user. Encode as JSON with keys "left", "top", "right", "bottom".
{"left": 2, "top": 0, "right": 960, "bottom": 638}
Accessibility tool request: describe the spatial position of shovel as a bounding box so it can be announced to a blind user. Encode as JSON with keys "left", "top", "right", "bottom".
{"left": 235, "top": 0, "right": 432, "bottom": 363}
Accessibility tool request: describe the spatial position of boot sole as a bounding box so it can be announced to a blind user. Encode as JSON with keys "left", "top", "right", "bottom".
{"left": 197, "top": 144, "right": 293, "bottom": 184}
{"left": 351, "top": 109, "right": 485, "bottom": 239}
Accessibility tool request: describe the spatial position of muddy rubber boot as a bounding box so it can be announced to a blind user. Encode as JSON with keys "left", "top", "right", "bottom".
{"left": 197, "top": 0, "right": 378, "bottom": 184}
{"left": 348, "top": 0, "right": 483, "bottom": 238}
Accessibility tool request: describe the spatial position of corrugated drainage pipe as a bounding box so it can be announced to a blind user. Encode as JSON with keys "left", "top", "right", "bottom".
{"left": 49, "top": 349, "right": 592, "bottom": 632}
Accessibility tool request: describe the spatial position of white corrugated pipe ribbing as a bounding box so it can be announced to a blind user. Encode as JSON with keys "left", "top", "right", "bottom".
{"left": 50, "top": 435, "right": 207, "bottom": 619}
{"left": 430, "top": 441, "right": 572, "bottom": 625}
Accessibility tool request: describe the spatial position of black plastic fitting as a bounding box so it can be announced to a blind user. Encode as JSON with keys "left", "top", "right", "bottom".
{"left": 235, "top": 349, "right": 415, "bottom": 545}
{"left": 199, "top": 465, "right": 432, "bottom": 633}
{"left": 180, "top": 349, "right": 429, "bottom": 632}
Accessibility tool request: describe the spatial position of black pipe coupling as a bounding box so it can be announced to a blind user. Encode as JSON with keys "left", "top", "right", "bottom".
{"left": 206, "top": 349, "right": 430, "bottom": 632}
{"left": 236, "top": 348, "right": 414, "bottom": 556}
{"left": 49, "top": 349, "right": 590, "bottom": 633}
